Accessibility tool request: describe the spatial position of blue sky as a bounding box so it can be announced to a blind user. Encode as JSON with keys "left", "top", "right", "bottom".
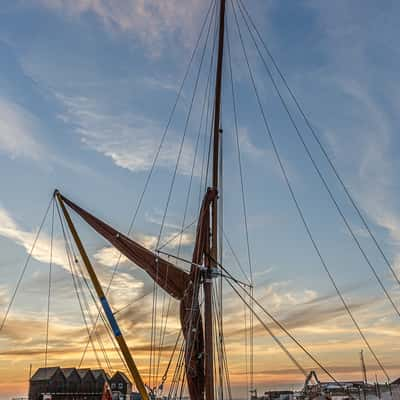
{"left": 1, "top": 1, "right": 400, "bottom": 398}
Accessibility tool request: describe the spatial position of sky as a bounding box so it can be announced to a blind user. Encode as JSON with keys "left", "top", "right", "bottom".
{"left": 1, "top": 0, "right": 400, "bottom": 399}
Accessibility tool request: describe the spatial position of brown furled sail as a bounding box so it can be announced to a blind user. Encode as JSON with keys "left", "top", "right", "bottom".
{"left": 60, "top": 194, "right": 189, "bottom": 299}
{"left": 58, "top": 190, "right": 216, "bottom": 400}
{"left": 180, "top": 187, "right": 217, "bottom": 400}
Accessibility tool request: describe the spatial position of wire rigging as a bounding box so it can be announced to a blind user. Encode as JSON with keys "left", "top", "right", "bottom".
{"left": 77, "top": 1, "right": 217, "bottom": 383}
{"left": 57, "top": 199, "right": 135, "bottom": 378}
{"left": 221, "top": 228, "right": 250, "bottom": 284}
{"left": 225, "top": 277, "right": 306, "bottom": 377}
{"left": 4, "top": 1, "right": 398, "bottom": 396}
{"left": 224, "top": 273, "right": 358, "bottom": 392}
{"left": 58, "top": 203, "right": 118, "bottom": 373}
{"left": 155, "top": 7, "right": 220, "bottom": 388}
{"left": 235, "top": 0, "right": 400, "bottom": 323}
{"left": 60, "top": 207, "right": 133, "bottom": 376}
{"left": 237, "top": 0, "right": 400, "bottom": 291}
{"left": 229, "top": 0, "right": 389, "bottom": 381}
{"left": 44, "top": 200, "right": 55, "bottom": 368}
{"left": 55, "top": 201, "right": 104, "bottom": 370}
{"left": 0, "top": 197, "right": 53, "bottom": 333}
{"left": 150, "top": 2, "right": 218, "bottom": 389}
{"left": 225, "top": 8, "right": 255, "bottom": 391}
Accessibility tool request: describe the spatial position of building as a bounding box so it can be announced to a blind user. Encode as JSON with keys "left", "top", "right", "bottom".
{"left": 29, "top": 367, "right": 131, "bottom": 400}
{"left": 29, "top": 367, "right": 66, "bottom": 400}
{"left": 61, "top": 369, "right": 80, "bottom": 393}
{"left": 92, "top": 370, "right": 110, "bottom": 394}
{"left": 110, "top": 372, "right": 132, "bottom": 400}
{"left": 251, "top": 390, "right": 293, "bottom": 400}
{"left": 77, "top": 369, "right": 96, "bottom": 394}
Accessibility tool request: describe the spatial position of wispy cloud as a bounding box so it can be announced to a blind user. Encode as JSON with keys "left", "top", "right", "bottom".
{"left": 0, "top": 97, "right": 43, "bottom": 160}
{"left": 0, "top": 205, "right": 144, "bottom": 304}
{"left": 57, "top": 94, "right": 196, "bottom": 174}
{"left": 0, "top": 94, "right": 95, "bottom": 176}
{"left": 0, "top": 205, "right": 68, "bottom": 269}
{"left": 93, "top": 246, "right": 129, "bottom": 268}
{"left": 239, "top": 126, "right": 269, "bottom": 159}
{"left": 302, "top": 2, "right": 400, "bottom": 281}
{"left": 33, "top": 0, "right": 208, "bottom": 56}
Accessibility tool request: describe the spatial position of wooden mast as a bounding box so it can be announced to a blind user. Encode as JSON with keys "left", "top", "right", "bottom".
{"left": 205, "top": 1, "right": 226, "bottom": 400}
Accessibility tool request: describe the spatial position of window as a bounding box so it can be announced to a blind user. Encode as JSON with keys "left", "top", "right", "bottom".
{"left": 118, "top": 383, "right": 123, "bottom": 390}
{"left": 111, "top": 383, "right": 116, "bottom": 389}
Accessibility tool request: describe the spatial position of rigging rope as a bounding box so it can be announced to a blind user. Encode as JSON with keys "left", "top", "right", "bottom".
{"left": 155, "top": 0, "right": 216, "bottom": 249}
{"left": 224, "top": 274, "right": 358, "bottom": 398}
{"left": 0, "top": 196, "right": 53, "bottom": 333}
{"left": 219, "top": 256, "right": 358, "bottom": 399}
{"left": 222, "top": 228, "right": 250, "bottom": 284}
{"left": 160, "top": 330, "right": 182, "bottom": 389}
{"left": 235, "top": 0, "right": 400, "bottom": 323}
{"left": 44, "top": 200, "right": 55, "bottom": 368}
{"left": 161, "top": 2, "right": 217, "bottom": 390}
{"left": 155, "top": 6, "right": 220, "bottom": 385}
{"left": 55, "top": 201, "right": 104, "bottom": 370}
{"left": 237, "top": 0, "right": 400, "bottom": 291}
{"left": 224, "top": 277, "right": 307, "bottom": 377}
{"left": 57, "top": 204, "right": 116, "bottom": 373}
{"left": 230, "top": 0, "right": 390, "bottom": 381}
{"left": 168, "top": 340, "right": 186, "bottom": 399}
{"left": 168, "top": 294, "right": 203, "bottom": 400}
{"left": 213, "top": 284, "right": 233, "bottom": 400}
{"left": 56, "top": 201, "right": 134, "bottom": 378}
{"left": 198, "top": 72, "right": 215, "bottom": 207}
{"left": 226, "top": 10, "right": 255, "bottom": 391}
{"left": 243, "top": 301, "right": 249, "bottom": 398}
{"left": 150, "top": 1, "right": 217, "bottom": 388}
{"left": 157, "top": 219, "right": 197, "bottom": 252}
{"left": 58, "top": 202, "right": 134, "bottom": 376}
{"left": 79, "top": 1, "right": 217, "bottom": 382}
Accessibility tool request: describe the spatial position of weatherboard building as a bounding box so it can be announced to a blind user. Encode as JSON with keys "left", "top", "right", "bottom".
{"left": 29, "top": 367, "right": 133, "bottom": 400}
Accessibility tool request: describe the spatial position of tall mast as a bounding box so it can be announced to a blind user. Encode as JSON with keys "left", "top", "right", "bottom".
{"left": 205, "top": 1, "right": 226, "bottom": 400}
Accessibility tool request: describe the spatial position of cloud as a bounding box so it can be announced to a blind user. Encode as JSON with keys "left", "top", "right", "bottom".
{"left": 57, "top": 94, "right": 196, "bottom": 174}
{"left": 33, "top": 0, "right": 208, "bottom": 55}
{"left": 239, "top": 126, "right": 269, "bottom": 159}
{"left": 0, "top": 205, "right": 69, "bottom": 270}
{"left": 222, "top": 280, "right": 388, "bottom": 342}
{"left": 93, "top": 247, "right": 129, "bottom": 268}
{"left": 258, "top": 281, "right": 318, "bottom": 314}
{"left": 0, "top": 97, "right": 43, "bottom": 160}
{"left": 0, "top": 92, "right": 95, "bottom": 176}
{"left": 0, "top": 205, "right": 144, "bottom": 306}
{"left": 300, "top": 3, "right": 400, "bottom": 281}
{"left": 0, "top": 287, "right": 8, "bottom": 310}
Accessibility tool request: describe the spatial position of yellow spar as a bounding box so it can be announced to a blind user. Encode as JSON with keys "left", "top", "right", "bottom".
{"left": 55, "top": 190, "right": 150, "bottom": 400}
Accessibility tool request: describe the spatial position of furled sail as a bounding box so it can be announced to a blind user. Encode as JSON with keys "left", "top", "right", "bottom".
{"left": 179, "top": 187, "right": 217, "bottom": 400}
{"left": 60, "top": 194, "right": 189, "bottom": 300}
{"left": 59, "top": 190, "right": 217, "bottom": 400}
